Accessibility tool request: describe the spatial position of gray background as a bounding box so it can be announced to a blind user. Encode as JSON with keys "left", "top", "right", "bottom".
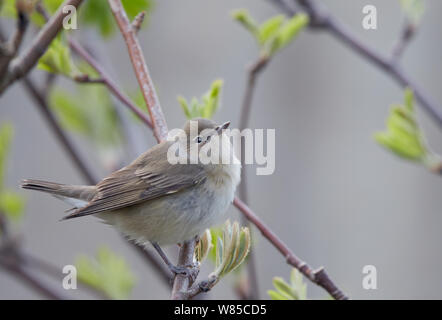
{"left": 1, "top": 0, "right": 442, "bottom": 299}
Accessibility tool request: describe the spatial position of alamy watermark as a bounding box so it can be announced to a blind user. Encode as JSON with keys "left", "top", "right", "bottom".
{"left": 166, "top": 120, "right": 275, "bottom": 176}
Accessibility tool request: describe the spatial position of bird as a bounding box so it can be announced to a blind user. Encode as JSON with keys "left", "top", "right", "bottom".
{"left": 21, "top": 118, "right": 241, "bottom": 276}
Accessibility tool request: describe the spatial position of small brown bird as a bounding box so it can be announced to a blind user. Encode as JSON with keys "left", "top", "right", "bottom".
{"left": 22, "top": 118, "right": 240, "bottom": 275}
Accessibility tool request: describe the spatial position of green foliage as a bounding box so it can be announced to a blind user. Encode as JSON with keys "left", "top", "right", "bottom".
{"left": 75, "top": 247, "right": 136, "bottom": 299}
{"left": 232, "top": 9, "right": 309, "bottom": 57}
{"left": 37, "top": 36, "right": 79, "bottom": 77}
{"left": 230, "top": 9, "right": 259, "bottom": 36}
{"left": 0, "top": 124, "right": 26, "bottom": 223}
{"left": 268, "top": 268, "right": 307, "bottom": 300}
{"left": 0, "top": 124, "right": 13, "bottom": 187}
{"left": 374, "top": 89, "right": 439, "bottom": 167}
{"left": 178, "top": 79, "right": 223, "bottom": 120}
{"left": 80, "top": 0, "right": 153, "bottom": 38}
{"left": 208, "top": 220, "right": 251, "bottom": 284}
{"left": 400, "top": 0, "right": 424, "bottom": 24}
{"left": 0, "top": 0, "right": 154, "bottom": 37}
{"left": 49, "top": 85, "right": 123, "bottom": 148}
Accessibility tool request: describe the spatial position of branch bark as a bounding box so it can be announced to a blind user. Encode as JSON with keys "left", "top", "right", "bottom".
{"left": 107, "top": 0, "right": 195, "bottom": 300}
{"left": 237, "top": 55, "right": 269, "bottom": 299}
{"left": 0, "top": 0, "right": 84, "bottom": 93}
{"left": 108, "top": 0, "right": 167, "bottom": 142}
{"left": 233, "top": 198, "right": 348, "bottom": 300}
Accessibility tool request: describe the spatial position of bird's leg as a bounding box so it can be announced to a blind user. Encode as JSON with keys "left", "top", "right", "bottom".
{"left": 151, "top": 242, "right": 198, "bottom": 280}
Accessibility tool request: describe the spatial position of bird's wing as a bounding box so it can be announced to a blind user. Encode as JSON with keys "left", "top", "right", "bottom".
{"left": 64, "top": 142, "right": 206, "bottom": 219}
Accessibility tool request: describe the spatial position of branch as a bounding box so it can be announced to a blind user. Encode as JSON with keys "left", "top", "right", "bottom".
{"left": 391, "top": 22, "right": 416, "bottom": 62}
{"left": 68, "top": 38, "right": 154, "bottom": 130}
{"left": 21, "top": 75, "right": 171, "bottom": 287}
{"left": 0, "top": 0, "right": 84, "bottom": 93}
{"left": 272, "top": 0, "right": 442, "bottom": 128}
{"left": 0, "top": 3, "right": 29, "bottom": 78}
{"left": 108, "top": 0, "right": 168, "bottom": 142}
{"left": 0, "top": 212, "right": 65, "bottom": 299}
{"left": 233, "top": 198, "right": 348, "bottom": 300}
{"left": 108, "top": 0, "right": 197, "bottom": 300}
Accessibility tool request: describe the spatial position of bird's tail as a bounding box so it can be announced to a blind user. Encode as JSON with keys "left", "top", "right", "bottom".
{"left": 21, "top": 179, "right": 96, "bottom": 208}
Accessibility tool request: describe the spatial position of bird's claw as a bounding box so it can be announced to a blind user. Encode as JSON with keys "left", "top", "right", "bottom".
{"left": 170, "top": 263, "right": 200, "bottom": 282}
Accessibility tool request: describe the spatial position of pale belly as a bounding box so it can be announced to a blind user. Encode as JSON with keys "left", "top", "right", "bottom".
{"left": 97, "top": 182, "right": 235, "bottom": 245}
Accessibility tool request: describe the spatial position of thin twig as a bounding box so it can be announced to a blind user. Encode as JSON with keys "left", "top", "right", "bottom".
{"left": 0, "top": 5, "right": 29, "bottom": 78}
{"left": 108, "top": 0, "right": 167, "bottom": 142}
{"left": 233, "top": 197, "right": 348, "bottom": 300}
{"left": 273, "top": 0, "right": 442, "bottom": 128}
{"left": 0, "top": 0, "right": 84, "bottom": 93}
{"left": 237, "top": 55, "right": 269, "bottom": 299}
{"left": 68, "top": 38, "right": 153, "bottom": 130}
{"left": 22, "top": 77, "right": 98, "bottom": 184}
{"left": 391, "top": 22, "right": 415, "bottom": 62}
{"left": 131, "top": 11, "right": 146, "bottom": 33}
{"left": 0, "top": 212, "right": 65, "bottom": 299}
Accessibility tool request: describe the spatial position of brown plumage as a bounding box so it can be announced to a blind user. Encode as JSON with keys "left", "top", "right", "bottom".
{"left": 21, "top": 118, "right": 226, "bottom": 220}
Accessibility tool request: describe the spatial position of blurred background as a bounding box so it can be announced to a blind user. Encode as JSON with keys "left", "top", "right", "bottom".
{"left": 1, "top": 0, "right": 442, "bottom": 299}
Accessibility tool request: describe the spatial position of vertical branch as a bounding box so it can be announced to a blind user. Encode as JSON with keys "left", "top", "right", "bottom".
{"left": 107, "top": 0, "right": 197, "bottom": 300}
{"left": 108, "top": 0, "right": 168, "bottom": 142}
{"left": 237, "top": 55, "right": 269, "bottom": 299}
{"left": 233, "top": 198, "right": 348, "bottom": 300}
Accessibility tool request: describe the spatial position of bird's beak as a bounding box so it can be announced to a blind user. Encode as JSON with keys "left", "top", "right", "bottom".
{"left": 216, "top": 121, "right": 230, "bottom": 134}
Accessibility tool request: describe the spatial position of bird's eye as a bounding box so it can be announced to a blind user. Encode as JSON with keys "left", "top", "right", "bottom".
{"left": 196, "top": 136, "right": 203, "bottom": 143}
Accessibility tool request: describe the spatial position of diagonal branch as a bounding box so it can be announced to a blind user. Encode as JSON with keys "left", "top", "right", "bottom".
{"left": 272, "top": 0, "right": 442, "bottom": 128}
{"left": 68, "top": 38, "right": 154, "bottom": 130}
{"left": 233, "top": 198, "right": 348, "bottom": 300}
{"left": 0, "top": 0, "right": 84, "bottom": 93}
{"left": 21, "top": 75, "right": 171, "bottom": 287}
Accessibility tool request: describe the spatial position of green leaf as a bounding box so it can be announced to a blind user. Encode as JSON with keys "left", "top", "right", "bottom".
{"left": 268, "top": 289, "right": 290, "bottom": 300}
{"left": 374, "top": 88, "right": 438, "bottom": 165}
{"left": 0, "top": 123, "right": 13, "bottom": 187}
{"left": 80, "top": 0, "right": 153, "bottom": 38}
{"left": 75, "top": 247, "right": 136, "bottom": 299}
{"left": 272, "top": 277, "right": 296, "bottom": 299}
{"left": 257, "top": 15, "right": 285, "bottom": 45}
{"left": 0, "top": 190, "right": 25, "bottom": 221}
{"left": 267, "top": 268, "right": 307, "bottom": 300}
{"left": 290, "top": 268, "right": 307, "bottom": 300}
{"left": 0, "top": 0, "right": 62, "bottom": 26}
{"left": 195, "top": 229, "right": 212, "bottom": 263}
{"left": 400, "top": 0, "right": 424, "bottom": 24}
{"left": 177, "top": 79, "right": 223, "bottom": 120}
{"left": 231, "top": 9, "right": 258, "bottom": 37}
{"left": 267, "top": 13, "right": 309, "bottom": 56}
{"left": 37, "top": 36, "right": 79, "bottom": 77}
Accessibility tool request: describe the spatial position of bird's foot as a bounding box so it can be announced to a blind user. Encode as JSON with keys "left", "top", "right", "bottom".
{"left": 169, "top": 262, "right": 200, "bottom": 282}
